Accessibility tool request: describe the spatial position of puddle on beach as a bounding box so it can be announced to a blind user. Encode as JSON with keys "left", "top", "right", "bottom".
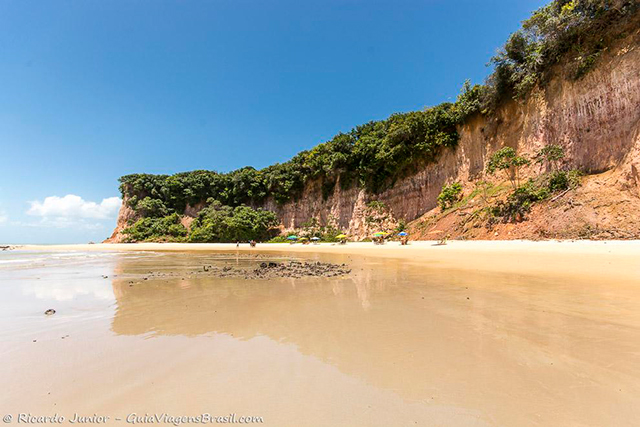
{"left": 1, "top": 249, "right": 640, "bottom": 426}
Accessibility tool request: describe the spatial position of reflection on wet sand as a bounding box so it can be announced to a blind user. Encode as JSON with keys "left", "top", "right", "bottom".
{"left": 2, "top": 250, "right": 640, "bottom": 426}
{"left": 111, "top": 258, "right": 385, "bottom": 337}
{"left": 106, "top": 252, "right": 640, "bottom": 426}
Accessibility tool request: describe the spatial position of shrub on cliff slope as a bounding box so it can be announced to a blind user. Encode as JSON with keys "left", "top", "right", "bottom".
{"left": 535, "top": 143, "right": 566, "bottom": 171}
{"left": 488, "top": 145, "right": 583, "bottom": 222}
{"left": 438, "top": 182, "right": 463, "bottom": 210}
{"left": 188, "top": 202, "right": 278, "bottom": 243}
{"left": 486, "top": 147, "right": 531, "bottom": 189}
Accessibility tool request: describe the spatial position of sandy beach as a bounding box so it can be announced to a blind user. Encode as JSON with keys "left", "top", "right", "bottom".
{"left": 2, "top": 241, "right": 640, "bottom": 426}
{"left": 5, "top": 0, "right": 640, "bottom": 425}
{"left": 19, "top": 240, "right": 640, "bottom": 284}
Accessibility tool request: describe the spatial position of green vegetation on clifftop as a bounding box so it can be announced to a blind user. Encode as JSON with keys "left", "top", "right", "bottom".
{"left": 120, "top": 100, "right": 466, "bottom": 211}
{"left": 118, "top": 0, "right": 638, "bottom": 242}
{"left": 488, "top": 0, "right": 638, "bottom": 102}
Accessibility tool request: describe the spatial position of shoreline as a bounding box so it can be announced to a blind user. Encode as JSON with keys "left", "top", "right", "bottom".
{"left": 4, "top": 240, "right": 640, "bottom": 426}
{"left": 13, "top": 239, "right": 640, "bottom": 254}
{"left": 11, "top": 240, "right": 640, "bottom": 284}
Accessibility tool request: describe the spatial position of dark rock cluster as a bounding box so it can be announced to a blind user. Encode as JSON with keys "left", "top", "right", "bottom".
{"left": 196, "top": 260, "right": 351, "bottom": 279}
{"left": 251, "top": 260, "right": 351, "bottom": 279}
{"left": 131, "top": 259, "right": 351, "bottom": 282}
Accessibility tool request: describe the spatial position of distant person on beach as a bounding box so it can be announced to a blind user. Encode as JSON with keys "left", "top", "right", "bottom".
{"left": 438, "top": 234, "right": 450, "bottom": 246}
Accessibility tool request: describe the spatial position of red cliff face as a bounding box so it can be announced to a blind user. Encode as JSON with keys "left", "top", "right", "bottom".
{"left": 259, "top": 32, "right": 640, "bottom": 239}
{"left": 108, "top": 32, "right": 640, "bottom": 242}
{"left": 105, "top": 195, "right": 137, "bottom": 243}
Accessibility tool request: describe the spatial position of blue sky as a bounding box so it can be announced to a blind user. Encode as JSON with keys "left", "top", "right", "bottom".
{"left": 0, "top": 0, "right": 547, "bottom": 244}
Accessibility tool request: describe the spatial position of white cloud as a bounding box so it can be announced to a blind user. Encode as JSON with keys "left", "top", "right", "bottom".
{"left": 27, "top": 195, "right": 121, "bottom": 220}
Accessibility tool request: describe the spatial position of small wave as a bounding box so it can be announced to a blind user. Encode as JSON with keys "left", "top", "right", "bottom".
{"left": 0, "top": 257, "right": 42, "bottom": 265}
{"left": 0, "top": 251, "right": 119, "bottom": 271}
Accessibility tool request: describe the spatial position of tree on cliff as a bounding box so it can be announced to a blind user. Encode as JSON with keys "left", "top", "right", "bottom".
{"left": 486, "top": 147, "right": 531, "bottom": 189}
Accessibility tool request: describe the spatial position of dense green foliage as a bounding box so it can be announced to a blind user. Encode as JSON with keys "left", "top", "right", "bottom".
{"left": 122, "top": 203, "right": 277, "bottom": 243}
{"left": 119, "top": 100, "right": 466, "bottom": 218}
{"left": 488, "top": 0, "right": 638, "bottom": 103}
{"left": 117, "top": 0, "right": 633, "bottom": 242}
{"left": 189, "top": 201, "right": 279, "bottom": 243}
{"left": 437, "top": 182, "right": 463, "bottom": 210}
{"left": 122, "top": 213, "right": 187, "bottom": 242}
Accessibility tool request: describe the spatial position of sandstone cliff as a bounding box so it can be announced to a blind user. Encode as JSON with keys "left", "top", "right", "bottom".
{"left": 260, "top": 30, "right": 640, "bottom": 240}
{"left": 108, "top": 29, "right": 640, "bottom": 242}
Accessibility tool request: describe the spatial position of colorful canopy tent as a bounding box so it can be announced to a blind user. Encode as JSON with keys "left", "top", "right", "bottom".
{"left": 373, "top": 232, "right": 385, "bottom": 237}
{"left": 336, "top": 234, "right": 347, "bottom": 239}
{"left": 398, "top": 231, "right": 408, "bottom": 236}
{"left": 311, "top": 237, "right": 321, "bottom": 241}
{"left": 287, "top": 235, "right": 298, "bottom": 240}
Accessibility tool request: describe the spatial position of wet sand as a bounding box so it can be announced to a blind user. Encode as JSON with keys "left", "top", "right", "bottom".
{"left": 20, "top": 240, "right": 640, "bottom": 284}
{"left": 2, "top": 242, "right": 640, "bottom": 426}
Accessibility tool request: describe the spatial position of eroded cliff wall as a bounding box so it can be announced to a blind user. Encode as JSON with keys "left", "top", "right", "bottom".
{"left": 255, "top": 32, "right": 640, "bottom": 239}
{"left": 108, "top": 31, "right": 640, "bottom": 242}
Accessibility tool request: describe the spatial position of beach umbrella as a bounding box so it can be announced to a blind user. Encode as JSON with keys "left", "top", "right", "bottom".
{"left": 373, "top": 232, "right": 385, "bottom": 237}
{"left": 398, "top": 231, "right": 408, "bottom": 236}
{"left": 287, "top": 235, "right": 298, "bottom": 240}
{"left": 382, "top": 232, "right": 391, "bottom": 236}
{"left": 336, "top": 234, "right": 347, "bottom": 239}
{"left": 299, "top": 237, "right": 308, "bottom": 241}
{"left": 311, "top": 237, "right": 320, "bottom": 241}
